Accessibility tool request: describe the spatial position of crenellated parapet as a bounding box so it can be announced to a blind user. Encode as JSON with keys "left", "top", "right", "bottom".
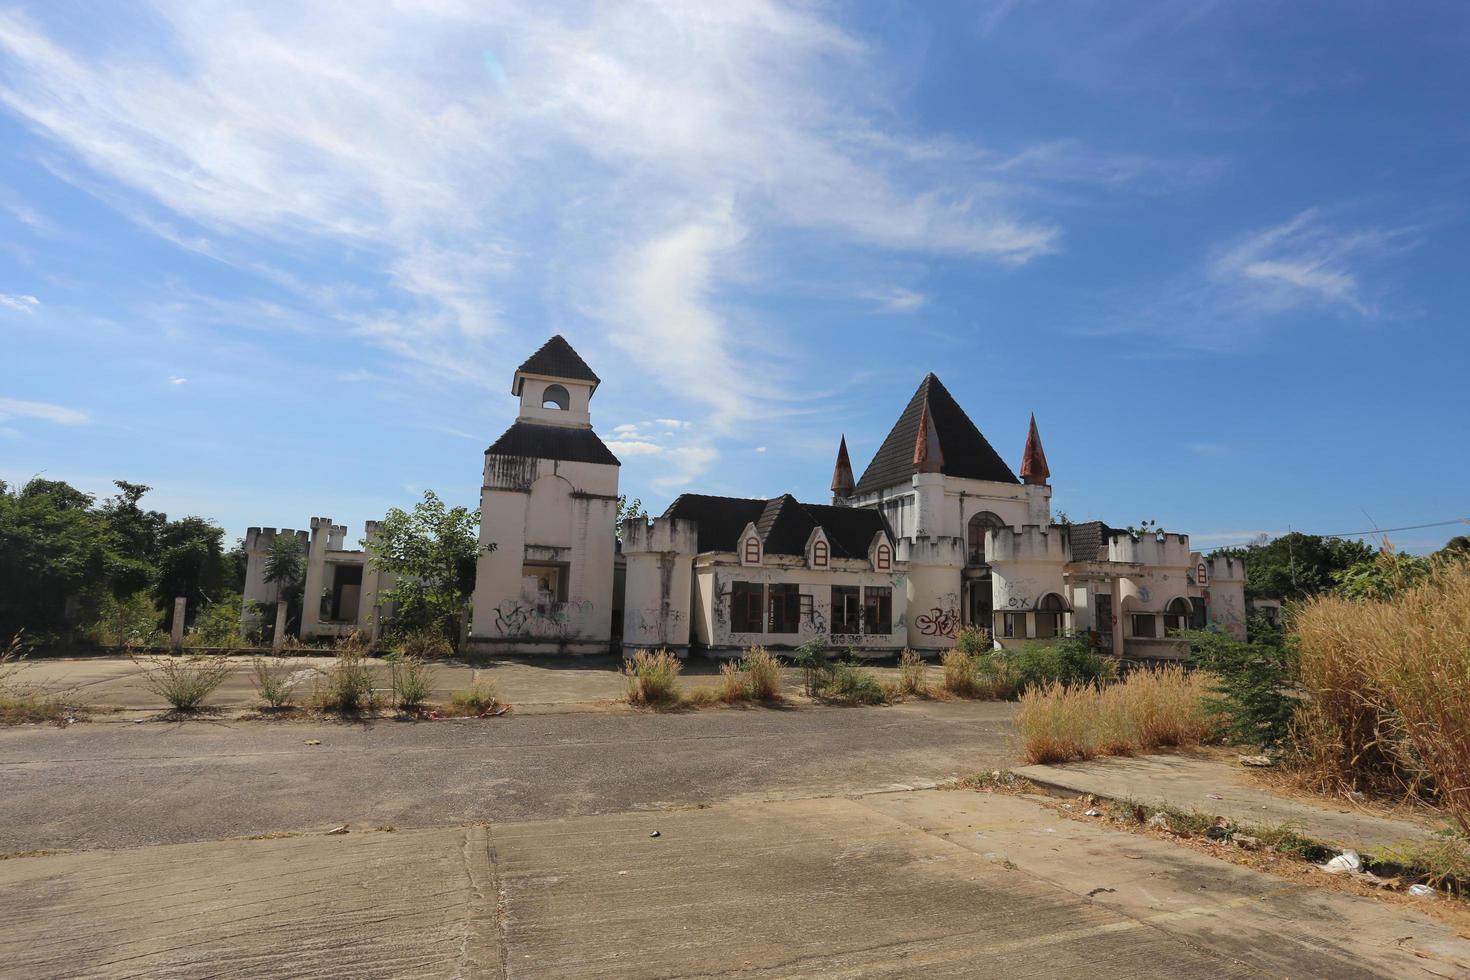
{"left": 623, "top": 516, "right": 698, "bottom": 556}
{"left": 895, "top": 534, "right": 964, "bottom": 567}
{"left": 244, "top": 527, "right": 308, "bottom": 553}
{"left": 1108, "top": 531, "right": 1191, "bottom": 567}
{"left": 988, "top": 524, "right": 1068, "bottom": 564}
{"left": 1206, "top": 554, "right": 1246, "bottom": 584}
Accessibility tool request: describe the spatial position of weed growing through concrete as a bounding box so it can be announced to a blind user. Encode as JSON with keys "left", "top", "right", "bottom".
{"left": 312, "top": 649, "right": 381, "bottom": 714}
{"left": 442, "top": 680, "right": 500, "bottom": 716}
{"left": 0, "top": 633, "right": 81, "bottom": 725}
{"left": 390, "top": 656, "right": 434, "bottom": 712}
{"left": 624, "top": 649, "right": 682, "bottom": 707}
{"left": 134, "top": 654, "right": 233, "bottom": 712}
{"left": 250, "top": 655, "right": 296, "bottom": 709}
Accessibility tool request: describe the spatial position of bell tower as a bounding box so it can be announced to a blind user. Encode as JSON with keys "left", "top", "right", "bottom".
{"left": 512, "top": 335, "right": 601, "bottom": 428}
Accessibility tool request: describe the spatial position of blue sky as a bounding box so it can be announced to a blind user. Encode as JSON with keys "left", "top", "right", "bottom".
{"left": 2, "top": 1, "right": 1467, "bottom": 553}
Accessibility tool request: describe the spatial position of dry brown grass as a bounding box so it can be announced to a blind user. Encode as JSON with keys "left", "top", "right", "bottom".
{"left": 941, "top": 649, "right": 979, "bottom": 697}
{"left": 1294, "top": 558, "right": 1470, "bottom": 835}
{"left": 1015, "top": 667, "right": 1218, "bottom": 765}
{"left": 898, "top": 650, "right": 928, "bottom": 696}
{"left": 623, "top": 649, "right": 683, "bottom": 707}
{"left": 741, "top": 647, "right": 782, "bottom": 701}
{"left": 310, "top": 650, "right": 382, "bottom": 714}
{"left": 440, "top": 680, "right": 500, "bottom": 717}
{"left": 134, "top": 654, "right": 233, "bottom": 712}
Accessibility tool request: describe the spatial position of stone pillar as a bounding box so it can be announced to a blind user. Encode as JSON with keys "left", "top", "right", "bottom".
{"left": 272, "top": 600, "right": 288, "bottom": 652}
{"left": 171, "top": 597, "right": 187, "bottom": 652}
{"left": 1110, "top": 577, "right": 1125, "bottom": 659}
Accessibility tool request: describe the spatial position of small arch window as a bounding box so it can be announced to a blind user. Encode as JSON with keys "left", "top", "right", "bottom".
{"left": 743, "top": 538, "right": 761, "bottom": 564}
{"left": 875, "top": 543, "right": 891, "bottom": 571}
{"left": 812, "top": 540, "right": 829, "bottom": 568}
{"left": 1163, "top": 597, "right": 1192, "bottom": 633}
{"left": 541, "top": 384, "right": 570, "bottom": 411}
{"left": 1035, "top": 592, "right": 1066, "bottom": 639}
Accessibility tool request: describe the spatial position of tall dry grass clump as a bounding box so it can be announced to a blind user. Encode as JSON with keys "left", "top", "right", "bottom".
{"left": 741, "top": 647, "right": 782, "bottom": 701}
{"left": 623, "top": 649, "right": 682, "bottom": 707}
{"left": 135, "top": 654, "right": 234, "bottom": 711}
{"left": 312, "top": 648, "right": 381, "bottom": 713}
{"left": 898, "top": 650, "right": 928, "bottom": 696}
{"left": 1294, "top": 559, "right": 1470, "bottom": 835}
{"left": 1015, "top": 667, "right": 1218, "bottom": 765}
{"left": 941, "top": 649, "right": 979, "bottom": 697}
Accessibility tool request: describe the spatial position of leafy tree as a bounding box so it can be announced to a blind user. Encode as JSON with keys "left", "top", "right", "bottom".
{"left": 616, "top": 494, "right": 646, "bottom": 540}
{"left": 154, "top": 516, "right": 230, "bottom": 622}
{"left": 0, "top": 479, "right": 115, "bottom": 641}
{"left": 1334, "top": 547, "right": 1432, "bottom": 601}
{"left": 99, "top": 481, "right": 165, "bottom": 597}
{"left": 370, "top": 490, "right": 490, "bottom": 648}
{"left": 1439, "top": 535, "right": 1470, "bottom": 560}
{"left": 1222, "top": 532, "right": 1375, "bottom": 601}
{"left": 261, "top": 534, "right": 306, "bottom": 636}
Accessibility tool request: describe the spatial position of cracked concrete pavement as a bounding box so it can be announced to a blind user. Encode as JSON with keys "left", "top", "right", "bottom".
{"left": 4, "top": 700, "right": 1469, "bottom": 977}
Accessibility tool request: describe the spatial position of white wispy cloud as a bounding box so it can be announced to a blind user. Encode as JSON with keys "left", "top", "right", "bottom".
{"left": 0, "top": 397, "right": 87, "bottom": 425}
{"left": 1207, "top": 209, "right": 1413, "bottom": 318}
{"left": 167, "top": 376, "right": 187, "bottom": 385}
{"left": 865, "top": 287, "right": 928, "bottom": 314}
{"left": 0, "top": 1, "right": 1083, "bottom": 440}
{"left": 0, "top": 292, "right": 39, "bottom": 312}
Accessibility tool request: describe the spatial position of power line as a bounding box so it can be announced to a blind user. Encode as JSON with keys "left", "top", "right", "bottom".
{"left": 1201, "top": 517, "right": 1470, "bottom": 553}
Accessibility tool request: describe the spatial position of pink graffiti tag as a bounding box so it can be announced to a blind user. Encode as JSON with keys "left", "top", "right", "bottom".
{"left": 916, "top": 607, "right": 959, "bottom": 637}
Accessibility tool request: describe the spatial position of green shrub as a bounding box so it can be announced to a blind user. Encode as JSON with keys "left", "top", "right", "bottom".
{"left": 390, "top": 656, "right": 434, "bottom": 712}
{"left": 135, "top": 654, "right": 232, "bottom": 711}
{"left": 186, "top": 595, "right": 248, "bottom": 649}
{"left": 396, "top": 628, "right": 452, "bottom": 661}
{"left": 87, "top": 593, "right": 164, "bottom": 648}
{"left": 953, "top": 626, "right": 990, "bottom": 656}
{"left": 794, "top": 638, "right": 831, "bottom": 696}
{"left": 822, "top": 661, "right": 888, "bottom": 705}
{"left": 1178, "top": 626, "right": 1297, "bottom": 749}
{"left": 1005, "top": 633, "right": 1115, "bottom": 693}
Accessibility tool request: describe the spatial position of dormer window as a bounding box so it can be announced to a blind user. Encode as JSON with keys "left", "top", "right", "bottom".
{"left": 876, "top": 543, "right": 891, "bottom": 571}
{"left": 812, "top": 540, "right": 829, "bottom": 568}
{"left": 541, "top": 384, "right": 570, "bottom": 410}
{"left": 744, "top": 537, "right": 761, "bottom": 564}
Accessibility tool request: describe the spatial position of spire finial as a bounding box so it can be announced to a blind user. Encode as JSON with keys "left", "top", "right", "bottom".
{"left": 1021, "top": 412, "right": 1049, "bottom": 486}
{"left": 831, "top": 435, "right": 855, "bottom": 499}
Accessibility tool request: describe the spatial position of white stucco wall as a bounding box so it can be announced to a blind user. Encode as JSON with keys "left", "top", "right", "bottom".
{"left": 621, "top": 517, "right": 697, "bottom": 655}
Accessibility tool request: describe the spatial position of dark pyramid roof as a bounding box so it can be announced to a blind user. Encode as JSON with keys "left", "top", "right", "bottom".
{"left": 662, "top": 493, "right": 893, "bottom": 558}
{"left": 1066, "top": 521, "right": 1113, "bottom": 563}
{"left": 485, "top": 421, "right": 620, "bottom": 466}
{"left": 853, "top": 374, "right": 1019, "bottom": 495}
{"left": 513, "top": 335, "right": 600, "bottom": 394}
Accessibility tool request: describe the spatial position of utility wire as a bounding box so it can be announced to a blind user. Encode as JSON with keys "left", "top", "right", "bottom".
{"left": 1200, "top": 517, "right": 1470, "bottom": 553}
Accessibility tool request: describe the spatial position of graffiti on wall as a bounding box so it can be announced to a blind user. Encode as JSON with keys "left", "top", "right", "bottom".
{"left": 493, "top": 598, "right": 594, "bottom": 638}
{"left": 916, "top": 607, "right": 960, "bottom": 637}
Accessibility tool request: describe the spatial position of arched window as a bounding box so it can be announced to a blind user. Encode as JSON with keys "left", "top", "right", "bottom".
{"left": 875, "top": 543, "right": 891, "bottom": 571}
{"left": 967, "top": 512, "right": 1003, "bottom": 565}
{"left": 541, "top": 384, "right": 570, "bottom": 410}
{"left": 1035, "top": 592, "right": 1066, "bottom": 639}
{"left": 743, "top": 537, "right": 761, "bottom": 564}
{"left": 812, "top": 540, "right": 828, "bottom": 568}
{"left": 1163, "top": 597, "right": 1192, "bottom": 633}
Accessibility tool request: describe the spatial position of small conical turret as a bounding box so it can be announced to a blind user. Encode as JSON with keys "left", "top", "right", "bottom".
{"left": 1021, "top": 413, "right": 1049, "bottom": 486}
{"left": 912, "top": 398, "right": 943, "bottom": 474}
{"left": 830, "top": 436, "right": 855, "bottom": 502}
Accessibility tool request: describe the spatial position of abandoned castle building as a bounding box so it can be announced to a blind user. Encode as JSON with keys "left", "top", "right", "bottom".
{"left": 242, "top": 335, "right": 1246, "bottom": 658}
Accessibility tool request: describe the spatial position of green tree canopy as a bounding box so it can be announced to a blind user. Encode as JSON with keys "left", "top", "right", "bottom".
{"left": 370, "top": 490, "right": 489, "bottom": 647}
{"left": 1216, "top": 532, "right": 1375, "bottom": 601}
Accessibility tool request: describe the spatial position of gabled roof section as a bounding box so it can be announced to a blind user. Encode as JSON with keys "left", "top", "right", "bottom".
{"left": 854, "top": 374, "right": 1019, "bottom": 495}
{"left": 486, "top": 421, "right": 620, "bottom": 466}
{"left": 512, "top": 335, "right": 601, "bottom": 395}
{"left": 662, "top": 493, "right": 893, "bottom": 559}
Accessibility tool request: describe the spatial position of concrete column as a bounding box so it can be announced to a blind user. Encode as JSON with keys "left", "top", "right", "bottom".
{"left": 272, "top": 600, "right": 288, "bottom": 652}
{"left": 171, "top": 597, "right": 186, "bottom": 651}
{"left": 1110, "top": 577, "right": 1125, "bottom": 658}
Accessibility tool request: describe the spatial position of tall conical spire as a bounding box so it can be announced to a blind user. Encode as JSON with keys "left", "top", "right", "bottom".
{"left": 912, "top": 397, "right": 944, "bottom": 474}
{"left": 1021, "top": 413, "right": 1049, "bottom": 486}
{"left": 830, "top": 436, "right": 855, "bottom": 501}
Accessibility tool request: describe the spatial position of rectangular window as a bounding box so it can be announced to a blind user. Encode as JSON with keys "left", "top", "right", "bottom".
{"left": 1001, "top": 612, "right": 1022, "bottom": 639}
{"left": 863, "top": 586, "right": 892, "bottom": 635}
{"left": 521, "top": 561, "right": 569, "bottom": 615}
{"left": 731, "top": 582, "right": 764, "bottom": 633}
{"left": 831, "top": 586, "right": 860, "bottom": 634}
{"left": 768, "top": 583, "right": 801, "bottom": 635}
{"left": 1131, "top": 614, "right": 1157, "bottom": 638}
